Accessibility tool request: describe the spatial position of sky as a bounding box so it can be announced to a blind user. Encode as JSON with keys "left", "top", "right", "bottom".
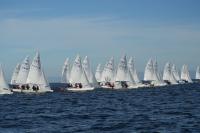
{"left": 0, "top": 0, "right": 200, "bottom": 81}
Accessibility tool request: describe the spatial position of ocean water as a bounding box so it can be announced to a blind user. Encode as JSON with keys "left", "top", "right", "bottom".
{"left": 0, "top": 83, "right": 200, "bottom": 133}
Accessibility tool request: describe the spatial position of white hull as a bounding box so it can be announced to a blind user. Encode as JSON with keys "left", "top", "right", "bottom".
{"left": 0, "top": 88, "right": 13, "bottom": 95}
{"left": 12, "top": 88, "right": 53, "bottom": 93}
{"left": 12, "top": 88, "right": 22, "bottom": 92}
{"left": 67, "top": 87, "right": 95, "bottom": 92}
{"left": 101, "top": 85, "right": 114, "bottom": 89}
{"left": 22, "top": 89, "right": 53, "bottom": 93}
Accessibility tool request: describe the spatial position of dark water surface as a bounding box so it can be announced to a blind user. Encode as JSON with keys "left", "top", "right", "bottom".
{"left": 1, "top": 83, "right": 200, "bottom": 133}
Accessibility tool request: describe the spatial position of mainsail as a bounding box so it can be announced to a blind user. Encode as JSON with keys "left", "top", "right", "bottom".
{"left": 61, "top": 58, "right": 70, "bottom": 83}
{"left": 0, "top": 64, "right": 9, "bottom": 89}
{"left": 196, "top": 66, "right": 200, "bottom": 80}
{"left": 152, "top": 60, "right": 165, "bottom": 85}
{"left": 95, "top": 64, "right": 102, "bottom": 82}
{"left": 115, "top": 55, "right": 128, "bottom": 82}
{"left": 16, "top": 56, "right": 30, "bottom": 84}
{"left": 10, "top": 63, "right": 21, "bottom": 84}
{"left": 26, "top": 52, "right": 41, "bottom": 84}
{"left": 181, "top": 65, "right": 192, "bottom": 83}
{"left": 128, "top": 57, "right": 140, "bottom": 83}
{"left": 69, "top": 55, "right": 82, "bottom": 84}
{"left": 82, "top": 56, "right": 97, "bottom": 85}
{"left": 101, "top": 57, "right": 115, "bottom": 82}
{"left": 172, "top": 64, "right": 180, "bottom": 81}
{"left": 144, "top": 59, "right": 154, "bottom": 81}
{"left": 38, "top": 69, "right": 52, "bottom": 91}
{"left": 163, "top": 62, "right": 177, "bottom": 84}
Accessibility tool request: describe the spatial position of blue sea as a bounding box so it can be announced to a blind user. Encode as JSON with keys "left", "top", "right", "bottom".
{"left": 0, "top": 83, "right": 200, "bottom": 133}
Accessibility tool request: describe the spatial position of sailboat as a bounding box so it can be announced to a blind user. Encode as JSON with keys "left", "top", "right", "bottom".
{"left": 100, "top": 57, "right": 115, "bottom": 88}
{"left": 68, "top": 55, "right": 94, "bottom": 91}
{"left": 163, "top": 62, "right": 178, "bottom": 85}
{"left": 10, "top": 63, "right": 21, "bottom": 84}
{"left": 16, "top": 56, "right": 30, "bottom": 84}
{"left": 82, "top": 56, "right": 98, "bottom": 87}
{"left": 13, "top": 52, "right": 53, "bottom": 93}
{"left": 95, "top": 64, "right": 102, "bottom": 84}
{"left": 61, "top": 58, "right": 70, "bottom": 83}
{"left": 128, "top": 57, "right": 146, "bottom": 88}
{"left": 25, "top": 52, "right": 53, "bottom": 93}
{"left": 196, "top": 66, "right": 200, "bottom": 80}
{"left": 0, "top": 65, "right": 13, "bottom": 94}
{"left": 114, "top": 55, "right": 137, "bottom": 89}
{"left": 115, "top": 55, "right": 129, "bottom": 88}
{"left": 181, "top": 65, "right": 193, "bottom": 83}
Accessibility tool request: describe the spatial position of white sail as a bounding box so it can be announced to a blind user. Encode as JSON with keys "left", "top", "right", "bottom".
{"left": 95, "top": 64, "right": 102, "bottom": 82}
{"left": 26, "top": 52, "right": 41, "bottom": 84}
{"left": 152, "top": 60, "right": 160, "bottom": 81}
{"left": 151, "top": 60, "right": 166, "bottom": 86}
{"left": 172, "top": 64, "right": 180, "bottom": 81}
{"left": 61, "top": 58, "right": 70, "bottom": 83}
{"left": 181, "top": 65, "right": 192, "bottom": 83}
{"left": 0, "top": 64, "right": 12, "bottom": 94}
{"left": 144, "top": 59, "right": 154, "bottom": 81}
{"left": 82, "top": 56, "right": 97, "bottom": 85}
{"left": 38, "top": 69, "right": 52, "bottom": 91}
{"left": 81, "top": 69, "right": 91, "bottom": 87}
{"left": 126, "top": 69, "right": 137, "bottom": 87}
{"left": 69, "top": 55, "right": 83, "bottom": 84}
{"left": 101, "top": 57, "right": 115, "bottom": 82}
{"left": 128, "top": 57, "right": 140, "bottom": 83}
{"left": 115, "top": 55, "right": 128, "bottom": 82}
{"left": 10, "top": 63, "right": 21, "bottom": 84}
{"left": 196, "top": 66, "right": 200, "bottom": 80}
{"left": 16, "top": 56, "right": 30, "bottom": 84}
{"left": 0, "top": 65, "right": 9, "bottom": 89}
{"left": 163, "top": 62, "right": 177, "bottom": 84}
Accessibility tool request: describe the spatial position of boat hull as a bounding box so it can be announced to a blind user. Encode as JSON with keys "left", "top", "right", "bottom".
{"left": 67, "top": 87, "right": 95, "bottom": 92}
{"left": 0, "top": 88, "right": 13, "bottom": 95}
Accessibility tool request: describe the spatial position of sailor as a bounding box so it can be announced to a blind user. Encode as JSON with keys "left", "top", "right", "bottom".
{"left": 26, "top": 84, "right": 30, "bottom": 90}
{"left": 21, "top": 85, "right": 25, "bottom": 90}
{"left": 36, "top": 86, "right": 39, "bottom": 91}
{"left": 79, "top": 83, "right": 82, "bottom": 88}
{"left": 32, "top": 86, "right": 36, "bottom": 91}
